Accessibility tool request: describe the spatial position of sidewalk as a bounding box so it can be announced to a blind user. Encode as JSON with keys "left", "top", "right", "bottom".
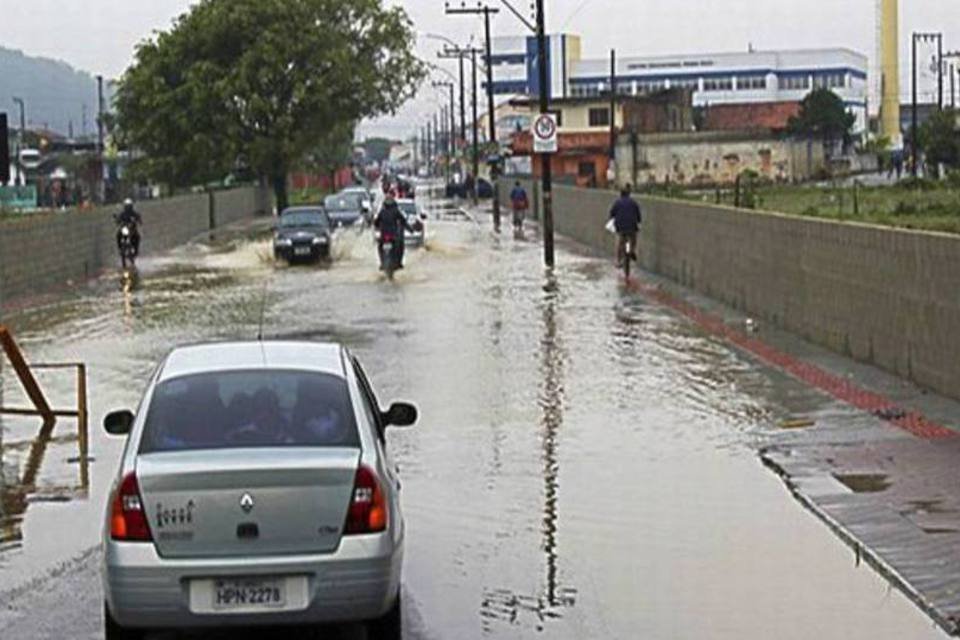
{"left": 618, "top": 262, "right": 960, "bottom": 635}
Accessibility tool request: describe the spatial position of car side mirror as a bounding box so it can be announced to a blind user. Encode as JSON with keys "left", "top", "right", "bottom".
{"left": 382, "top": 402, "right": 418, "bottom": 428}
{"left": 104, "top": 410, "right": 135, "bottom": 435}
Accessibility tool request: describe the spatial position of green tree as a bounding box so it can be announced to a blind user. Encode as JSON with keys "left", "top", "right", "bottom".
{"left": 787, "top": 88, "right": 856, "bottom": 146}
{"left": 918, "top": 109, "right": 960, "bottom": 176}
{"left": 115, "top": 0, "right": 424, "bottom": 210}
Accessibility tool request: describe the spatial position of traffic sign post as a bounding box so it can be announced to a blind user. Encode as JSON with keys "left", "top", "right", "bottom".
{"left": 532, "top": 113, "right": 558, "bottom": 154}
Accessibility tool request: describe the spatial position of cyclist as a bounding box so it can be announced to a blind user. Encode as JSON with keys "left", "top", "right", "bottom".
{"left": 609, "top": 185, "right": 642, "bottom": 268}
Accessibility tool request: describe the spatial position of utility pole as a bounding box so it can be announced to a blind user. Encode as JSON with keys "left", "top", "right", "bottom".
{"left": 938, "top": 35, "right": 944, "bottom": 110}
{"left": 535, "top": 0, "right": 554, "bottom": 267}
{"left": 413, "top": 133, "right": 419, "bottom": 176}
{"left": 471, "top": 48, "right": 480, "bottom": 204}
{"left": 609, "top": 49, "right": 617, "bottom": 169}
{"left": 437, "top": 47, "right": 471, "bottom": 154}
{"left": 439, "top": 43, "right": 484, "bottom": 203}
{"left": 446, "top": 2, "right": 502, "bottom": 231}
{"left": 12, "top": 97, "right": 25, "bottom": 186}
{"left": 432, "top": 80, "right": 457, "bottom": 180}
{"left": 96, "top": 74, "right": 106, "bottom": 203}
{"left": 426, "top": 120, "right": 433, "bottom": 176}
{"left": 911, "top": 34, "right": 918, "bottom": 177}
{"left": 951, "top": 63, "right": 956, "bottom": 110}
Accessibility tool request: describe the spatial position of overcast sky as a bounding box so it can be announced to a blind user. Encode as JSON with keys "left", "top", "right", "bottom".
{"left": 2, "top": 0, "right": 958, "bottom": 138}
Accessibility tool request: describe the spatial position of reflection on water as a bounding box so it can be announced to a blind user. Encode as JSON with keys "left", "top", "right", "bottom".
{"left": 0, "top": 415, "right": 88, "bottom": 551}
{"left": 479, "top": 275, "right": 577, "bottom": 632}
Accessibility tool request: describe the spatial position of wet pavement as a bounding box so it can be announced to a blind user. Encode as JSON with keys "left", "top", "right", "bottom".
{"left": 0, "top": 190, "right": 952, "bottom": 638}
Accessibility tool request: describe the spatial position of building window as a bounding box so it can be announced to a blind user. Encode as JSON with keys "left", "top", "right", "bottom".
{"left": 589, "top": 107, "right": 611, "bottom": 127}
{"left": 813, "top": 72, "right": 846, "bottom": 89}
{"left": 671, "top": 77, "right": 699, "bottom": 91}
{"left": 736, "top": 75, "right": 767, "bottom": 90}
{"left": 637, "top": 80, "right": 665, "bottom": 94}
{"left": 703, "top": 77, "right": 734, "bottom": 92}
{"left": 779, "top": 75, "right": 811, "bottom": 90}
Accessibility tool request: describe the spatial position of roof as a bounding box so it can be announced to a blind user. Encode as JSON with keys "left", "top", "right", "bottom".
{"left": 281, "top": 206, "right": 325, "bottom": 213}
{"left": 159, "top": 342, "right": 346, "bottom": 381}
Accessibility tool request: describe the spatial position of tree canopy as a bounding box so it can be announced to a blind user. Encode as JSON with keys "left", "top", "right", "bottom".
{"left": 918, "top": 109, "right": 960, "bottom": 174}
{"left": 787, "top": 88, "right": 856, "bottom": 144}
{"left": 115, "top": 0, "right": 424, "bottom": 209}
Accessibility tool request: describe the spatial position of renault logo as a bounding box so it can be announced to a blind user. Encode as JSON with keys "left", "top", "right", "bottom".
{"left": 239, "top": 493, "right": 255, "bottom": 513}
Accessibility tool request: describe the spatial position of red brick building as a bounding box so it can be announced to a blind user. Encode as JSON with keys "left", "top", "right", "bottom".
{"left": 702, "top": 101, "right": 801, "bottom": 132}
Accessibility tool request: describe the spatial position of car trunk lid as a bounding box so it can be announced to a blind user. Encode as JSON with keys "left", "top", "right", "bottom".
{"left": 137, "top": 448, "right": 359, "bottom": 559}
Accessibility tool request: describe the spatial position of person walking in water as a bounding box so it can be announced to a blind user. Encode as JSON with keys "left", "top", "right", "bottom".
{"left": 509, "top": 181, "right": 530, "bottom": 233}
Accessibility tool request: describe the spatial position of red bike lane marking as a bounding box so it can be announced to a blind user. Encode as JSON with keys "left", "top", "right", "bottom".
{"left": 626, "top": 279, "right": 956, "bottom": 440}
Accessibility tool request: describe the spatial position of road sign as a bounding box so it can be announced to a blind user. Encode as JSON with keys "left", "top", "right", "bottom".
{"left": 532, "top": 113, "right": 558, "bottom": 154}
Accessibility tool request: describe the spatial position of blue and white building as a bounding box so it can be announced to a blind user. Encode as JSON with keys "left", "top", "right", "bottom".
{"left": 488, "top": 35, "right": 869, "bottom": 132}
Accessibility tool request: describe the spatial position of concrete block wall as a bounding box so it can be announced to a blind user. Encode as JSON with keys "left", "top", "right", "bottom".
{"left": 0, "top": 186, "right": 267, "bottom": 306}
{"left": 512, "top": 181, "right": 960, "bottom": 401}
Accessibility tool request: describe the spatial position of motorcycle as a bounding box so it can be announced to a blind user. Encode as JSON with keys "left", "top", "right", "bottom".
{"left": 117, "top": 223, "right": 138, "bottom": 269}
{"left": 377, "top": 232, "right": 402, "bottom": 280}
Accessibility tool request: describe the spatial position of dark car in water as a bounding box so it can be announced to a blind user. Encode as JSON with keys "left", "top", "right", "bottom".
{"left": 324, "top": 194, "right": 366, "bottom": 228}
{"left": 273, "top": 207, "right": 332, "bottom": 263}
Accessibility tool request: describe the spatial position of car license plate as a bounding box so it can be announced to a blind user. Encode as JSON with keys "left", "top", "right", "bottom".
{"left": 382, "top": 242, "right": 393, "bottom": 251}
{"left": 294, "top": 247, "right": 311, "bottom": 256}
{"left": 212, "top": 577, "right": 285, "bottom": 611}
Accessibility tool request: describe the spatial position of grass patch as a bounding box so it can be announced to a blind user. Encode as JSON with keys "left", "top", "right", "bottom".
{"left": 675, "top": 182, "right": 960, "bottom": 234}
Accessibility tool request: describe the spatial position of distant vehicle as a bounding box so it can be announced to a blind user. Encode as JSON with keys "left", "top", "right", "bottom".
{"left": 324, "top": 193, "right": 365, "bottom": 228}
{"left": 273, "top": 207, "right": 332, "bottom": 263}
{"left": 396, "top": 199, "right": 426, "bottom": 247}
{"left": 101, "top": 341, "right": 417, "bottom": 640}
{"left": 338, "top": 186, "right": 373, "bottom": 220}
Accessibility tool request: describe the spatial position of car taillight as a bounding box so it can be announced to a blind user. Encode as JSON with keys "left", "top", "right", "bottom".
{"left": 344, "top": 465, "right": 388, "bottom": 535}
{"left": 110, "top": 472, "right": 152, "bottom": 542}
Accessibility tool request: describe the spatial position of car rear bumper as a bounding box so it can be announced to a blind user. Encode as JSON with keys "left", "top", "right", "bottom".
{"left": 103, "top": 534, "right": 401, "bottom": 629}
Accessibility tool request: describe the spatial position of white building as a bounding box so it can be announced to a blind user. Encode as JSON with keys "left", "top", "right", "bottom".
{"left": 489, "top": 35, "right": 869, "bottom": 132}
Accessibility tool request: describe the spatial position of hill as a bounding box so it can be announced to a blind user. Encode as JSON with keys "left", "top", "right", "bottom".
{"left": 0, "top": 47, "right": 107, "bottom": 138}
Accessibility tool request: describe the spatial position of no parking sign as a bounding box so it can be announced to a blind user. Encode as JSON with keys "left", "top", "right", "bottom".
{"left": 532, "top": 113, "right": 558, "bottom": 154}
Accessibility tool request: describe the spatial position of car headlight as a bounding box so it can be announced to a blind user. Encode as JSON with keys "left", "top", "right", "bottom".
{"left": 312, "top": 236, "right": 329, "bottom": 245}
{"left": 275, "top": 237, "right": 293, "bottom": 246}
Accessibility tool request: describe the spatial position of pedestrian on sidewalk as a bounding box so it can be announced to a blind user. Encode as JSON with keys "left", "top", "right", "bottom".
{"left": 609, "top": 184, "right": 642, "bottom": 268}
{"left": 509, "top": 181, "right": 529, "bottom": 233}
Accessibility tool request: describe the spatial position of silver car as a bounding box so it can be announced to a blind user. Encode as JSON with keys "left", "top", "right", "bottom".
{"left": 101, "top": 341, "right": 417, "bottom": 639}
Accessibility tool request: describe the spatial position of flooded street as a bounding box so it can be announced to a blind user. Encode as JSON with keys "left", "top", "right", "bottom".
{"left": 0, "top": 193, "right": 949, "bottom": 639}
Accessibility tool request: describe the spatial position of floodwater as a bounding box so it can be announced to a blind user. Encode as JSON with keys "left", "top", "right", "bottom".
{"left": 0, "top": 190, "right": 949, "bottom": 639}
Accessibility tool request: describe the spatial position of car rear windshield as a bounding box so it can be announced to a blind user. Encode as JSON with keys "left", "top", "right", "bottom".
{"left": 324, "top": 195, "right": 360, "bottom": 212}
{"left": 280, "top": 211, "right": 329, "bottom": 228}
{"left": 140, "top": 370, "right": 359, "bottom": 453}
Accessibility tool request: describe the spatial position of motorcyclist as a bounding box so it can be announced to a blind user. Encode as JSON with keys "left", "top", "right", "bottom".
{"left": 374, "top": 195, "right": 413, "bottom": 270}
{"left": 114, "top": 198, "right": 143, "bottom": 257}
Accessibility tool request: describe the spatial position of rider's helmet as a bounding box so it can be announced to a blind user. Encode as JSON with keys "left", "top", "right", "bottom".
{"left": 123, "top": 198, "right": 134, "bottom": 210}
